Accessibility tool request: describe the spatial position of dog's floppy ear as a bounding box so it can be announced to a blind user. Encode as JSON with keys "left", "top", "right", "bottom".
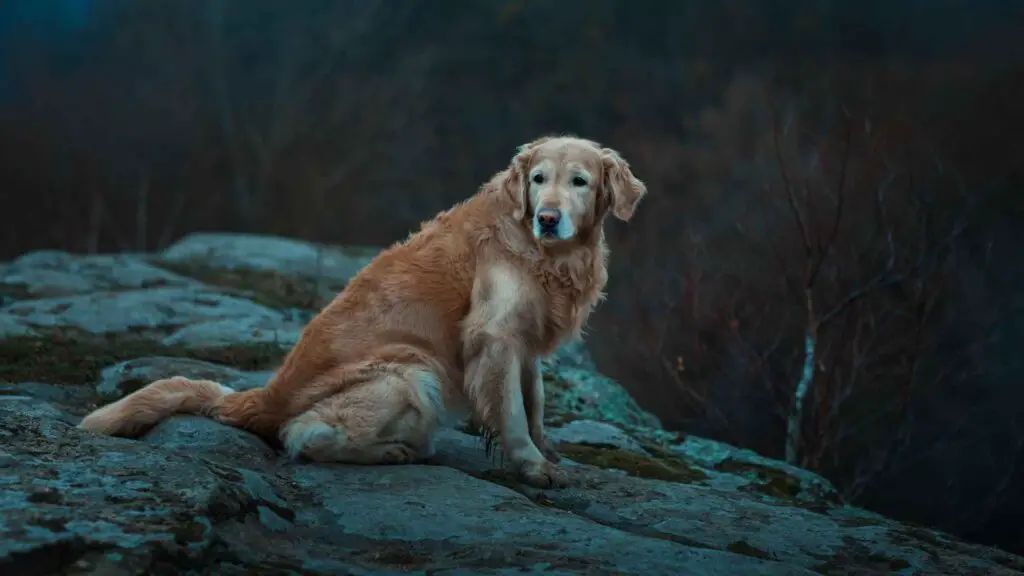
{"left": 502, "top": 137, "right": 550, "bottom": 220}
{"left": 601, "top": 147, "right": 647, "bottom": 221}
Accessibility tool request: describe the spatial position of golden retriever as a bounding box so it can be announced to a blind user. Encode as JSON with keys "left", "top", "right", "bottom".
{"left": 78, "top": 135, "right": 647, "bottom": 488}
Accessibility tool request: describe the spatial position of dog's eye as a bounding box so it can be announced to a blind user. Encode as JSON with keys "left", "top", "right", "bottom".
{"left": 571, "top": 176, "right": 588, "bottom": 187}
{"left": 532, "top": 173, "right": 545, "bottom": 185}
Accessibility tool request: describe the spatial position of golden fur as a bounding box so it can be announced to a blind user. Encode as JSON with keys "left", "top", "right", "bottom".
{"left": 78, "top": 135, "right": 647, "bottom": 487}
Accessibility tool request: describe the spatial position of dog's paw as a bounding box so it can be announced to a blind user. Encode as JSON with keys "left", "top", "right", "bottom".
{"left": 518, "top": 459, "right": 569, "bottom": 489}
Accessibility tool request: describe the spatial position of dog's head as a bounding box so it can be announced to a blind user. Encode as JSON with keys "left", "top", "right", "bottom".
{"left": 501, "top": 135, "right": 647, "bottom": 245}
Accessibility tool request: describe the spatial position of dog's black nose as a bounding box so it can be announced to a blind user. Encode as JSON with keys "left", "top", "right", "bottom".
{"left": 537, "top": 209, "right": 561, "bottom": 230}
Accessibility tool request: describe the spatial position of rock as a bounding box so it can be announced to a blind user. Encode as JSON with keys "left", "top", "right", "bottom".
{"left": 546, "top": 337, "right": 598, "bottom": 371}
{"left": 0, "top": 285, "right": 285, "bottom": 337}
{"left": 2, "top": 234, "right": 1021, "bottom": 574}
{"left": 0, "top": 312, "right": 36, "bottom": 338}
{"left": 0, "top": 250, "right": 197, "bottom": 299}
{"left": 6, "top": 398, "right": 1022, "bottom": 575}
{"left": 674, "top": 435, "right": 839, "bottom": 506}
{"left": 96, "top": 356, "right": 273, "bottom": 401}
{"left": 531, "top": 458, "right": 1019, "bottom": 575}
{"left": 160, "top": 232, "right": 377, "bottom": 286}
{"left": 161, "top": 316, "right": 304, "bottom": 350}
{"left": 547, "top": 419, "right": 650, "bottom": 454}
{"left": 540, "top": 340, "right": 668, "bottom": 442}
{"left": 0, "top": 394, "right": 79, "bottom": 425}
{"left": 0, "top": 401, "right": 311, "bottom": 575}
{"left": 1, "top": 403, "right": 814, "bottom": 575}
{"left": 542, "top": 362, "right": 665, "bottom": 435}
{"left": 436, "top": 428, "right": 1022, "bottom": 575}
{"left": 289, "top": 464, "right": 810, "bottom": 576}
{"left": 0, "top": 381, "right": 98, "bottom": 416}
{"left": 141, "top": 416, "right": 279, "bottom": 471}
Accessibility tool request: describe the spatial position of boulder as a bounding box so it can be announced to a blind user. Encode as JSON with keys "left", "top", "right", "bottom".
{"left": 0, "top": 286, "right": 285, "bottom": 337}
{"left": 160, "top": 232, "right": 377, "bottom": 286}
{"left": 547, "top": 419, "right": 650, "bottom": 454}
{"left": 0, "top": 250, "right": 197, "bottom": 300}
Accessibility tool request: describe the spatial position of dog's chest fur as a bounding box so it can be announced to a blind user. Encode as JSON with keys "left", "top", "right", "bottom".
{"left": 529, "top": 241, "right": 609, "bottom": 355}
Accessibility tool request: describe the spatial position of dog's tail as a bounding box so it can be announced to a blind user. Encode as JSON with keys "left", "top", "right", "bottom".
{"left": 77, "top": 377, "right": 274, "bottom": 439}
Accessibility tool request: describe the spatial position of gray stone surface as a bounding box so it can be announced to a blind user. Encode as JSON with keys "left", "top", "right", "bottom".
{"left": 0, "top": 285, "right": 285, "bottom": 336}
{"left": 1, "top": 237, "right": 1021, "bottom": 575}
{"left": 0, "top": 250, "right": 197, "bottom": 299}
{"left": 0, "top": 402, "right": 814, "bottom": 575}
{"left": 0, "top": 312, "right": 36, "bottom": 338}
{"left": 161, "top": 315, "right": 304, "bottom": 349}
{"left": 160, "top": 232, "right": 377, "bottom": 285}
{"left": 547, "top": 419, "right": 650, "bottom": 454}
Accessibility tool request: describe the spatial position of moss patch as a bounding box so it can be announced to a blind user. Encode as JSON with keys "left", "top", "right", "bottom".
{"left": 714, "top": 458, "right": 804, "bottom": 499}
{"left": 0, "top": 335, "right": 287, "bottom": 384}
{"left": 811, "top": 552, "right": 911, "bottom": 575}
{"left": 155, "top": 261, "right": 344, "bottom": 311}
{"left": 558, "top": 443, "right": 709, "bottom": 484}
{"left": 726, "top": 540, "right": 776, "bottom": 561}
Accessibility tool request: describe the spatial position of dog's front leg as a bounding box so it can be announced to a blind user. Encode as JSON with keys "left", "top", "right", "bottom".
{"left": 464, "top": 339, "right": 567, "bottom": 488}
{"left": 521, "top": 359, "right": 560, "bottom": 463}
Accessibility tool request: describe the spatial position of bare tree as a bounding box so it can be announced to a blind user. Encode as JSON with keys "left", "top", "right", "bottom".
{"left": 766, "top": 109, "right": 977, "bottom": 469}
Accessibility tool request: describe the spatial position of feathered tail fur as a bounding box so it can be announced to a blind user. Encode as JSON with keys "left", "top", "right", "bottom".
{"left": 77, "top": 377, "right": 274, "bottom": 439}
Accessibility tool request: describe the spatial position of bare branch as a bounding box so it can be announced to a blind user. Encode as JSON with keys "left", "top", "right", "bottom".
{"left": 819, "top": 201, "right": 971, "bottom": 326}
{"left": 774, "top": 114, "right": 812, "bottom": 264}
{"left": 807, "top": 115, "right": 851, "bottom": 287}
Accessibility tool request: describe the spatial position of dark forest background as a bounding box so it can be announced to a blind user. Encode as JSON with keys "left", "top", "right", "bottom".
{"left": 2, "top": 0, "right": 1023, "bottom": 556}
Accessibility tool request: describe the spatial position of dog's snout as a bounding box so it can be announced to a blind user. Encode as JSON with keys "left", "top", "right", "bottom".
{"left": 536, "top": 209, "right": 561, "bottom": 229}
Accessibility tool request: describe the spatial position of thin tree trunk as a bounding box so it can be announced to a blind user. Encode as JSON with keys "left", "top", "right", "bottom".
{"left": 786, "top": 289, "right": 817, "bottom": 465}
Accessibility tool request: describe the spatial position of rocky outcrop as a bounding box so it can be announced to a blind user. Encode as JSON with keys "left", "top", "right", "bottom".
{"left": 1, "top": 233, "right": 1021, "bottom": 575}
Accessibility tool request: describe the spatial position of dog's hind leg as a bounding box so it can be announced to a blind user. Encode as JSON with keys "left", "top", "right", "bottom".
{"left": 280, "top": 365, "right": 442, "bottom": 465}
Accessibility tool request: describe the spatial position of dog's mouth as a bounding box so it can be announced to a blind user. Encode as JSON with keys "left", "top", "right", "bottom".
{"left": 535, "top": 230, "right": 576, "bottom": 248}
{"left": 533, "top": 223, "right": 566, "bottom": 243}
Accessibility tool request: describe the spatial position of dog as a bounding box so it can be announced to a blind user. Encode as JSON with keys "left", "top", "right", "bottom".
{"left": 78, "top": 135, "right": 647, "bottom": 488}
